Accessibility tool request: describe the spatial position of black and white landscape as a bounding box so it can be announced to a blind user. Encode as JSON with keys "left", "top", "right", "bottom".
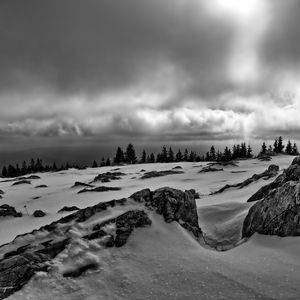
{"left": 1, "top": 1, "right": 300, "bottom": 299}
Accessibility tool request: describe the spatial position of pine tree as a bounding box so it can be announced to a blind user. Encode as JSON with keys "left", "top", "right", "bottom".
{"left": 183, "top": 149, "right": 189, "bottom": 161}
{"left": 292, "top": 142, "right": 299, "bottom": 155}
{"left": 21, "top": 161, "right": 27, "bottom": 175}
{"left": 2, "top": 166, "right": 8, "bottom": 177}
{"left": 261, "top": 142, "right": 267, "bottom": 154}
{"left": 205, "top": 152, "right": 210, "bottom": 161}
{"left": 106, "top": 158, "right": 111, "bottom": 166}
{"left": 30, "top": 158, "right": 35, "bottom": 172}
{"left": 278, "top": 136, "right": 284, "bottom": 153}
{"left": 52, "top": 162, "right": 57, "bottom": 171}
{"left": 141, "top": 150, "right": 146, "bottom": 163}
{"left": 176, "top": 149, "right": 182, "bottom": 162}
{"left": 125, "top": 144, "right": 136, "bottom": 164}
{"left": 92, "top": 160, "right": 98, "bottom": 168}
{"left": 247, "top": 145, "right": 253, "bottom": 158}
{"left": 241, "top": 143, "right": 247, "bottom": 157}
{"left": 161, "top": 146, "right": 168, "bottom": 162}
{"left": 168, "top": 147, "right": 174, "bottom": 162}
{"left": 114, "top": 147, "right": 125, "bottom": 164}
{"left": 150, "top": 153, "right": 155, "bottom": 163}
{"left": 210, "top": 146, "right": 216, "bottom": 161}
{"left": 285, "top": 140, "right": 292, "bottom": 155}
{"left": 273, "top": 139, "right": 278, "bottom": 152}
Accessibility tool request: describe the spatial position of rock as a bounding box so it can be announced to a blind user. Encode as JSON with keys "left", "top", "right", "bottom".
{"left": 0, "top": 204, "right": 22, "bottom": 218}
{"left": 12, "top": 180, "right": 31, "bottom": 186}
{"left": 199, "top": 167, "right": 223, "bottom": 173}
{"left": 63, "top": 263, "right": 98, "bottom": 278}
{"left": 140, "top": 169, "right": 146, "bottom": 172}
{"left": 0, "top": 252, "right": 49, "bottom": 299}
{"left": 77, "top": 186, "right": 121, "bottom": 194}
{"left": 212, "top": 164, "right": 279, "bottom": 195}
{"left": 172, "top": 166, "right": 183, "bottom": 170}
{"left": 33, "top": 210, "right": 46, "bottom": 218}
{"left": 0, "top": 190, "right": 4, "bottom": 195}
{"left": 130, "top": 187, "right": 202, "bottom": 238}
{"left": 141, "top": 170, "right": 184, "bottom": 179}
{"left": 58, "top": 206, "right": 80, "bottom": 213}
{"left": 114, "top": 210, "right": 152, "bottom": 247}
{"left": 17, "top": 175, "right": 40, "bottom": 180}
{"left": 257, "top": 153, "right": 272, "bottom": 161}
{"left": 35, "top": 185, "right": 48, "bottom": 188}
{"left": 243, "top": 156, "right": 300, "bottom": 237}
{"left": 72, "top": 181, "right": 94, "bottom": 188}
{"left": 92, "top": 172, "right": 125, "bottom": 183}
{"left": 208, "top": 161, "right": 238, "bottom": 167}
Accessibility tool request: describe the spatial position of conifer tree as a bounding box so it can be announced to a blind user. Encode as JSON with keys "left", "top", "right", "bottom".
{"left": 176, "top": 149, "right": 182, "bottom": 162}
{"left": 210, "top": 146, "right": 216, "bottom": 161}
{"left": 2, "top": 166, "right": 8, "bottom": 177}
{"left": 285, "top": 140, "right": 292, "bottom": 155}
{"left": 114, "top": 147, "right": 125, "bottom": 164}
{"left": 92, "top": 160, "right": 98, "bottom": 168}
{"left": 183, "top": 149, "right": 189, "bottom": 161}
{"left": 150, "top": 153, "right": 155, "bottom": 163}
{"left": 125, "top": 144, "right": 136, "bottom": 164}
{"left": 141, "top": 150, "right": 146, "bottom": 163}
{"left": 261, "top": 142, "right": 267, "bottom": 154}
{"left": 168, "top": 147, "right": 174, "bottom": 162}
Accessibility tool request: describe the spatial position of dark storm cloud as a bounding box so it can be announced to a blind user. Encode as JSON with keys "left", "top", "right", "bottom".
{"left": 0, "top": 0, "right": 300, "bottom": 145}
{"left": 0, "top": 0, "right": 234, "bottom": 97}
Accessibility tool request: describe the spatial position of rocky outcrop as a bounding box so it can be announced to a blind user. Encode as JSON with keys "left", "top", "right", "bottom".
{"left": 130, "top": 187, "right": 202, "bottom": 238}
{"left": 78, "top": 186, "right": 121, "bottom": 194}
{"left": 141, "top": 170, "right": 184, "bottom": 179}
{"left": 243, "top": 157, "right": 300, "bottom": 237}
{"left": 58, "top": 206, "right": 80, "bottom": 213}
{"left": 35, "top": 185, "right": 48, "bottom": 188}
{"left": 0, "top": 205, "right": 22, "bottom": 218}
{"left": 199, "top": 167, "right": 223, "bottom": 173}
{"left": 12, "top": 180, "right": 31, "bottom": 186}
{"left": 33, "top": 210, "right": 46, "bottom": 217}
{"left": 212, "top": 165, "right": 279, "bottom": 195}
{"left": 72, "top": 181, "right": 94, "bottom": 188}
{"left": 92, "top": 172, "right": 125, "bottom": 183}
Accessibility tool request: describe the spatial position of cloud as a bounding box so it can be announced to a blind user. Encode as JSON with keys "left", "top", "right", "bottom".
{"left": 0, "top": 0, "right": 299, "bottom": 147}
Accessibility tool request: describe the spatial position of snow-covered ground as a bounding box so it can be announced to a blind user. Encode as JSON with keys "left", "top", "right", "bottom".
{"left": 1, "top": 155, "right": 300, "bottom": 299}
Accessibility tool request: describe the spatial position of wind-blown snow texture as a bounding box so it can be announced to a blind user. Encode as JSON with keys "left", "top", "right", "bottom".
{"left": 1, "top": 156, "right": 300, "bottom": 299}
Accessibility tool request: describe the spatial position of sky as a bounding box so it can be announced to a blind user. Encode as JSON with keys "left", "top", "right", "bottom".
{"left": 1, "top": 0, "right": 300, "bottom": 164}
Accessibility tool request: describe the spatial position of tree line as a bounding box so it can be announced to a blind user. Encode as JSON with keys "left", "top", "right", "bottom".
{"left": 2, "top": 137, "right": 299, "bottom": 177}
{"left": 260, "top": 136, "right": 299, "bottom": 155}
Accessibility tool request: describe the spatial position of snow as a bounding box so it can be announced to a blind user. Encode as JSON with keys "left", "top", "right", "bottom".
{"left": 2, "top": 155, "right": 300, "bottom": 299}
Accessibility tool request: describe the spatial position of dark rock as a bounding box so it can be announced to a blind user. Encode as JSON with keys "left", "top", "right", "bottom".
{"left": 141, "top": 170, "right": 184, "bottom": 179}
{"left": 0, "top": 204, "right": 22, "bottom": 218}
{"left": 199, "top": 167, "right": 223, "bottom": 173}
{"left": 37, "top": 239, "right": 69, "bottom": 258}
{"left": 83, "top": 229, "right": 107, "bottom": 240}
{"left": 33, "top": 210, "right": 46, "bottom": 218}
{"left": 130, "top": 187, "right": 202, "bottom": 239}
{"left": 12, "top": 180, "right": 31, "bottom": 186}
{"left": 0, "top": 252, "right": 48, "bottom": 299}
{"left": 212, "top": 164, "right": 279, "bottom": 195}
{"left": 58, "top": 206, "right": 80, "bottom": 213}
{"left": 0, "top": 190, "right": 4, "bottom": 195}
{"left": 114, "top": 210, "right": 152, "bottom": 247}
{"left": 32, "top": 196, "right": 40, "bottom": 200}
{"left": 35, "top": 185, "right": 48, "bottom": 188}
{"left": 78, "top": 186, "right": 121, "bottom": 194}
{"left": 140, "top": 169, "right": 146, "bottom": 172}
{"left": 257, "top": 153, "right": 272, "bottom": 161}
{"left": 243, "top": 156, "right": 300, "bottom": 237}
{"left": 92, "top": 172, "right": 125, "bottom": 183}
{"left": 172, "top": 166, "right": 183, "bottom": 170}
{"left": 208, "top": 161, "right": 238, "bottom": 167}
{"left": 72, "top": 181, "right": 94, "bottom": 188}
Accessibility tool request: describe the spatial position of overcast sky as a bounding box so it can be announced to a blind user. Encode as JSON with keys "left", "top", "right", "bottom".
{"left": 1, "top": 0, "right": 300, "bottom": 162}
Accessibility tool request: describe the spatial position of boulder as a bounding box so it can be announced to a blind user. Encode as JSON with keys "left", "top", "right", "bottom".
{"left": 72, "top": 181, "right": 94, "bottom": 188}
{"left": 33, "top": 210, "right": 46, "bottom": 218}
{"left": 58, "top": 206, "right": 80, "bottom": 213}
{"left": 141, "top": 170, "right": 184, "bottom": 179}
{"left": 243, "top": 156, "right": 300, "bottom": 237}
{"left": 0, "top": 204, "right": 22, "bottom": 218}
{"left": 12, "top": 180, "right": 31, "bottom": 186}
{"left": 77, "top": 186, "right": 121, "bottom": 194}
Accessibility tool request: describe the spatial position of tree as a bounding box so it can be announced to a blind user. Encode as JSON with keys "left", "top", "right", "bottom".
{"left": 21, "top": 161, "right": 27, "bottom": 175}
{"left": 176, "top": 149, "right": 182, "bottom": 162}
{"left": 141, "top": 149, "right": 146, "bottom": 163}
{"left": 277, "top": 136, "right": 284, "bottom": 153}
{"left": 106, "top": 158, "right": 111, "bottom": 166}
{"left": 261, "top": 142, "right": 267, "bottom": 154}
{"left": 285, "top": 140, "right": 292, "bottom": 155}
{"left": 114, "top": 147, "right": 125, "bottom": 164}
{"left": 223, "top": 147, "right": 232, "bottom": 161}
{"left": 167, "top": 147, "right": 174, "bottom": 162}
{"left": 210, "top": 146, "right": 216, "bottom": 161}
{"left": 241, "top": 143, "right": 247, "bottom": 157}
{"left": 273, "top": 139, "right": 278, "bottom": 152}
{"left": 150, "top": 153, "right": 155, "bottom": 163}
{"left": 125, "top": 144, "right": 136, "bottom": 164}
{"left": 92, "top": 160, "right": 98, "bottom": 168}
{"left": 52, "top": 162, "right": 57, "bottom": 171}
{"left": 247, "top": 145, "right": 253, "bottom": 158}
{"left": 2, "top": 166, "right": 8, "bottom": 177}
{"left": 183, "top": 149, "right": 189, "bottom": 161}
{"left": 161, "top": 146, "right": 168, "bottom": 163}
{"left": 292, "top": 142, "right": 299, "bottom": 155}
{"left": 100, "top": 157, "right": 106, "bottom": 167}
{"left": 30, "top": 158, "right": 35, "bottom": 172}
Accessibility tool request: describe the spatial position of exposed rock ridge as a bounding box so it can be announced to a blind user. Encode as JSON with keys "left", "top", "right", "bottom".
{"left": 243, "top": 157, "right": 300, "bottom": 237}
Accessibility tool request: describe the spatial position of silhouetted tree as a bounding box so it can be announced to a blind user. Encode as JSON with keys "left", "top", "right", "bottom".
{"left": 278, "top": 136, "right": 284, "bottom": 153}
{"left": 125, "top": 144, "right": 136, "bottom": 164}
{"left": 92, "top": 160, "right": 98, "bottom": 168}
{"left": 2, "top": 166, "right": 8, "bottom": 177}
{"left": 292, "top": 142, "right": 299, "bottom": 155}
{"left": 261, "top": 142, "right": 267, "bottom": 154}
{"left": 141, "top": 149, "right": 146, "bottom": 163}
{"left": 247, "top": 145, "right": 253, "bottom": 158}
{"left": 183, "top": 149, "right": 189, "bottom": 161}
{"left": 285, "top": 140, "right": 293, "bottom": 155}
{"left": 114, "top": 147, "right": 125, "bottom": 164}
{"left": 150, "top": 153, "right": 155, "bottom": 163}
{"left": 106, "top": 158, "right": 111, "bottom": 166}
{"left": 176, "top": 149, "right": 182, "bottom": 162}
{"left": 209, "top": 146, "right": 216, "bottom": 161}
{"left": 167, "top": 147, "right": 174, "bottom": 162}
